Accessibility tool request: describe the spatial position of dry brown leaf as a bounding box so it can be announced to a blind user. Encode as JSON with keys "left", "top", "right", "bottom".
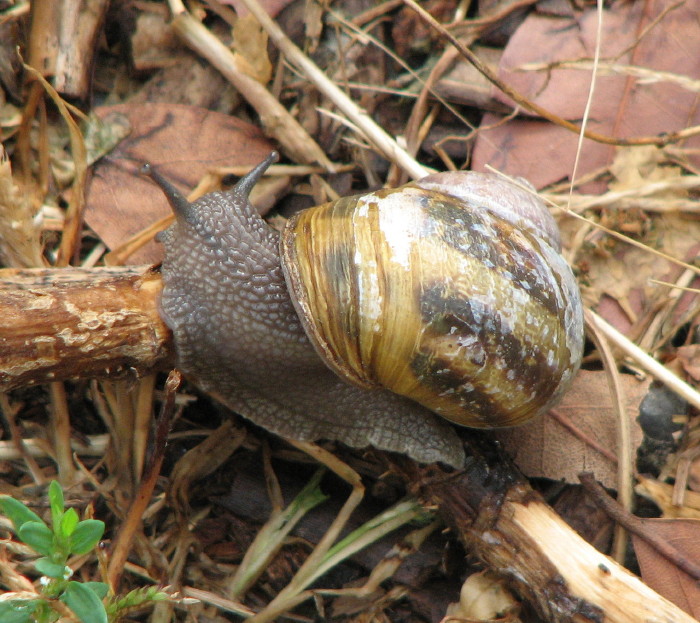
{"left": 632, "top": 518, "right": 700, "bottom": 618}
{"left": 84, "top": 102, "right": 274, "bottom": 264}
{"left": 495, "top": 370, "right": 647, "bottom": 487}
{"left": 232, "top": 13, "right": 273, "bottom": 83}
{"left": 583, "top": 214, "right": 700, "bottom": 334}
{"left": 471, "top": 0, "right": 700, "bottom": 189}
{"left": 0, "top": 147, "right": 44, "bottom": 268}
{"left": 608, "top": 146, "right": 684, "bottom": 194}
{"left": 676, "top": 346, "right": 700, "bottom": 383}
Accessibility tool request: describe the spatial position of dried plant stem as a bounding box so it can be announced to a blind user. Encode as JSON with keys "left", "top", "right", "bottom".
{"left": 167, "top": 4, "right": 335, "bottom": 171}
{"left": 22, "top": 65, "right": 88, "bottom": 267}
{"left": 0, "top": 394, "right": 47, "bottom": 483}
{"left": 238, "top": 0, "right": 430, "bottom": 180}
{"left": 586, "top": 309, "right": 700, "bottom": 412}
{"left": 543, "top": 175, "right": 700, "bottom": 212}
{"left": 49, "top": 382, "right": 77, "bottom": 485}
{"left": 584, "top": 309, "right": 632, "bottom": 564}
{"left": 0, "top": 433, "right": 109, "bottom": 460}
{"left": 133, "top": 374, "right": 156, "bottom": 479}
{"left": 106, "top": 370, "right": 180, "bottom": 589}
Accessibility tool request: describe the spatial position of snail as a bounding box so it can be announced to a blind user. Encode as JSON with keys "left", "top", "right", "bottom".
{"left": 147, "top": 152, "right": 584, "bottom": 468}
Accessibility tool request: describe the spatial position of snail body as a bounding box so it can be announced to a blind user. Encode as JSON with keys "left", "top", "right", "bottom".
{"left": 151, "top": 153, "right": 583, "bottom": 466}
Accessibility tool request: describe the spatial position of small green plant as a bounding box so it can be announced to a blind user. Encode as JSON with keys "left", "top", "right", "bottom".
{"left": 0, "top": 481, "right": 107, "bottom": 623}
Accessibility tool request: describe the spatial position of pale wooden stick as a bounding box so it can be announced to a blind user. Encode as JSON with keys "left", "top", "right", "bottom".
{"left": 167, "top": 2, "right": 335, "bottom": 171}
{"left": 586, "top": 309, "right": 700, "bottom": 411}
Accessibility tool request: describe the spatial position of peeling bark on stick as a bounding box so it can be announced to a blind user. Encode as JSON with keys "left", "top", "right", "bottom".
{"left": 402, "top": 439, "right": 697, "bottom": 623}
{"left": 0, "top": 266, "right": 171, "bottom": 391}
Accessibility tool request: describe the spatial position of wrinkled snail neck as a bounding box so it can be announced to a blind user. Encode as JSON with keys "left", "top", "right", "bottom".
{"left": 145, "top": 151, "right": 325, "bottom": 387}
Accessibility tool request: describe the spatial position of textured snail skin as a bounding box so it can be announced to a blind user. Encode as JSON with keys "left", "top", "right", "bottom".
{"left": 153, "top": 154, "right": 465, "bottom": 467}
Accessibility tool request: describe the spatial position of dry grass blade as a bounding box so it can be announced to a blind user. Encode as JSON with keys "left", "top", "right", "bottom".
{"left": 22, "top": 64, "right": 88, "bottom": 268}
{"left": 584, "top": 309, "right": 633, "bottom": 564}
{"left": 166, "top": 1, "right": 335, "bottom": 171}
{"left": 586, "top": 310, "right": 700, "bottom": 412}
{"left": 238, "top": 0, "right": 430, "bottom": 180}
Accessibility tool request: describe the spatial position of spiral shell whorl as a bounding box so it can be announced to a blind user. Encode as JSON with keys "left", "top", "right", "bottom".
{"left": 281, "top": 172, "right": 583, "bottom": 428}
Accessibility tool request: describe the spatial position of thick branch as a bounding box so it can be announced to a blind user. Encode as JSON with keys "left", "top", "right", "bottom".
{"left": 0, "top": 266, "right": 171, "bottom": 391}
{"left": 401, "top": 438, "right": 697, "bottom": 623}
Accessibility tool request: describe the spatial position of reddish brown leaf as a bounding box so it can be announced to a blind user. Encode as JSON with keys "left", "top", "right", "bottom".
{"left": 632, "top": 518, "right": 700, "bottom": 618}
{"left": 495, "top": 370, "right": 647, "bottom": 487}
{"left": 85, "top": 103, "right": 274, "bottom": 263}
{"left": 472, "top": 0, "right": 700, "bottom": 189}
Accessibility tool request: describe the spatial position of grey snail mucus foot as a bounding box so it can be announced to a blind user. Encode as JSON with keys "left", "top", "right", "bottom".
{"left": 148, "top": 152, "right": 584, "bottom": 468}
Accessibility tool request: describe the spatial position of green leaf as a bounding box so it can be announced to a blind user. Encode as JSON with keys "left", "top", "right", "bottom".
{"left": 61, "top": 581, "right": 108, "bottom": 623}
{"left": 18, "top": 521, "right": 55, "bottom": 555}
{"left": 0, "top": 599, "right": 39, "bottom": 623}
{"left": 69, "top": 520, "right": 105, "bottom": 555}
{"left": 108, "top": 585, "right": 168, "bottom": 614}
{"left": 83, "top": 582, "right": 109, "bottom": 599}
{"left": 35, "top": 556, "right": 70, "bottom": 579}
{"left": 58, "top": 507, "right": 79, "bottom": 540}
{"left": 0, "top": 496, "right": 45, "bottom": 532}
{"left": 48, "top": 481, "right": 65, "bottom": 530}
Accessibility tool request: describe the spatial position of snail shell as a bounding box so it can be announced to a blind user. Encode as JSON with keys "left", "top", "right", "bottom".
{"left": 280, "top": 172, "right": 583, "bottom": 428}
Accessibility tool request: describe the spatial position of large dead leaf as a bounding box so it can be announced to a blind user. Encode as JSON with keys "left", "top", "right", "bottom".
{"left": 495, "top": 370, "right": 647, "bottom": 487}
{"left": 471, "top": 0, "right": 700, "bottom": 188}
{"left": 632, "top": 518, "right": 700, "bottom": 618}
{"left": 85, "top": 103, "right": 273, "bottom": 264}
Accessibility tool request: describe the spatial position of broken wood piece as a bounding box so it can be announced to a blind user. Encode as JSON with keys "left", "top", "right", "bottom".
{"left": 28, "top": 0, "right": 112, "bottom": 101}
{"left": 403, "top": 442, "right": 698, "bottom": 623}
{"left": 0, "top": 266, "right": 171, "bottom": 391}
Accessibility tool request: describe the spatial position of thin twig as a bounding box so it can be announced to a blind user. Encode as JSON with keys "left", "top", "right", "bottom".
{"left": 106, "top": 370, "right": 180, "bottom": 589}
{"left": 585, "top": 310, "right": 700, "bottom": 412}
{"left": 238, "top": 0, "right": 430, "bottom": 180}
{"left": 579, "top": 472, "right": 700, "bottom": 582}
